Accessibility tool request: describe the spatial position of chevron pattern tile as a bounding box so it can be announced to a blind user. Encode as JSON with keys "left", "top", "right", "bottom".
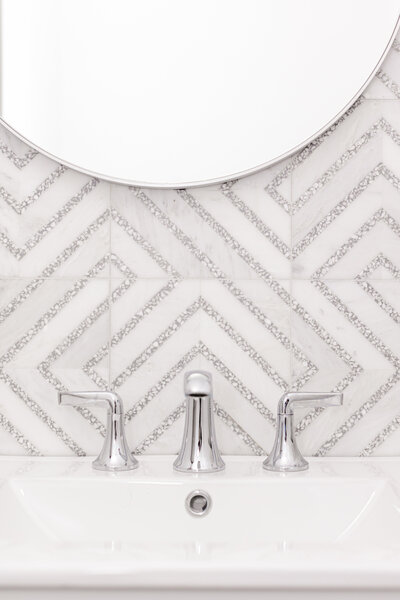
{"left": 0, "top": 39, "right": 399, "bottom": 457}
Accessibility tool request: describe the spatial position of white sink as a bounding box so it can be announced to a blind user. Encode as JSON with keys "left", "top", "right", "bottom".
{"left": 0, "top": 456, "right": 400, "bottom": 599}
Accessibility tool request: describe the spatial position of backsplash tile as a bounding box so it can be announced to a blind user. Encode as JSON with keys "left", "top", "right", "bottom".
{"left": 292, "top": 100, "right": 400, "bottom": 279}
{"left": 364, "top": 36, "right": 400, "bottom": 99}
{"left": 0, "top": 38, "right": 399, "bottom": 457}
{"left": 0, "top": 140, "right": 110, "bottom": 278}
{"left": 291, "top": 278, "right": 400, "bottom": 457}
{"left": 0, "top": 277, "right": 110, "bottom": 456}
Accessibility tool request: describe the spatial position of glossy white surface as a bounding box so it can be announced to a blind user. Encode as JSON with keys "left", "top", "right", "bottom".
{"left": 0, "top": 0, "right": 398, "bottom": 186}
{"left": 0, "top": 455, "right": 400, "bottom": 598}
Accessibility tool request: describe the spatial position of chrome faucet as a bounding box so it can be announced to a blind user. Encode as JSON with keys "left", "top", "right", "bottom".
{"left": 58, "top": 390, "right": 138, "bottom": 472}
{"left": 173, "top": 371, "right": 225, "bottom": 473}
{"left": 263, "top": 391, "right": 343, "bottom": 472}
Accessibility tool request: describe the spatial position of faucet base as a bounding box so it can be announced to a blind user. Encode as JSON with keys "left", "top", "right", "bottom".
{"left": 262, "top": 459, "right": 309, "bottom": 473}
{"left": 173, "top": 459, "right": 225, "bottom": 474}
{"left": 92, "top": 462, "right": 139, "bottom": 472}
{"left": 93, "top": 454, "right": 139, "bottom": 472}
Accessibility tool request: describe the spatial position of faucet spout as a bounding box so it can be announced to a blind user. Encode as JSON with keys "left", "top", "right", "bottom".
{"left": 174, "top": 371, "right": 225, "bottom": 473}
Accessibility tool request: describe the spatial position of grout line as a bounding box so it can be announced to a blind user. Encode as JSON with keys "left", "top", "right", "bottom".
{"left": 108, "top": 184, "right": 112, "bottom": 389}
{"left": 278, "top": 277, "right": 400, "bottom": 282}
{"left": 0, "top": 0, "right": 3, "bottom": 117}
{"left": 0, "top": 276, "right": 398, "bottom": 282}
{"left": 0, "top": 277, "right": 113, "bottom": 281}
{"left": 358, "top": 97, "right": 400, "bottom": 102}
{"left": 289, "top": 168, "right": 294, "bottom": 390}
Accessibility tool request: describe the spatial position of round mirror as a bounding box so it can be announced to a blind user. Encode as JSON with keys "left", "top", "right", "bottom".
{"left": 0, "top": 0, "right": 399, "bottom": 187}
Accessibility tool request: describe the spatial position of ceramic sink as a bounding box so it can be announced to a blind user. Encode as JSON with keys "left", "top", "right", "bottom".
{"left": 0, "top": 456, "right": 400, "bottom": 599}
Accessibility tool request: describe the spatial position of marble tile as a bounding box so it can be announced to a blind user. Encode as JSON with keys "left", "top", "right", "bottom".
{"left": 0, "top": 277, "right": 110, "bottom": 456}
{"left": 292, "top": 99, "right": 400, "bottom": 278}
{"left": 0, "top": 125, "right": 110, "bottom": 278}
{"left": 291, "top": 279, "right": 400, "bottom": 457}
{"left": 266, "top": 97, "right": 365, "bottom": 218}
{"left": 111, "top": 167, "right": 291, "bottom": 281}
{"left": 364, "top": 37, "right": 400, "bottom": 99}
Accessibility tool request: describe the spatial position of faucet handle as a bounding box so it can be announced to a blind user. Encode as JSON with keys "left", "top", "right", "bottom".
{"left": 263, "top": 391, "right": 343, "bottom": 472}
{"left": 58, "top": 390, "right": 138, "bottom": 472}
{"left": 278, "top": 391, "right": 343, "bottom": 414}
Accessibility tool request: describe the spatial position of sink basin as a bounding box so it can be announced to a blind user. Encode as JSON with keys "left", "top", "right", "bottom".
{"left": 0, "top": 456, "right": 400, "bottom": 599}
{"left": 5, "top": 473, "right": 396, "bottom": 547}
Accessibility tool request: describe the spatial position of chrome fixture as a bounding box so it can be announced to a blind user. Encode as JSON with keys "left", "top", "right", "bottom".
{"left": 263, "top": 392, "right": 343, "bottom": 472}
{"left": 173, "top": 371, "right": 225, "bottom": 473}
{"left": 58, "top": 390, "right": 138, "bottom": 472}
{"left": 185, "top": 490, "right": 212, "bottom": 518}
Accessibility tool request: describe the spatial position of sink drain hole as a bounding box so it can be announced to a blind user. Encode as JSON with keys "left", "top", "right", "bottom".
{"left": 185, "top": 490, "right": 212, "bottom": 517}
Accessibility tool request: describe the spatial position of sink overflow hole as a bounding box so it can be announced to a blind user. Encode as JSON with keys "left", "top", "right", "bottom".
{"left": 185, "top": 490, "right": 212, "bottom": 517}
